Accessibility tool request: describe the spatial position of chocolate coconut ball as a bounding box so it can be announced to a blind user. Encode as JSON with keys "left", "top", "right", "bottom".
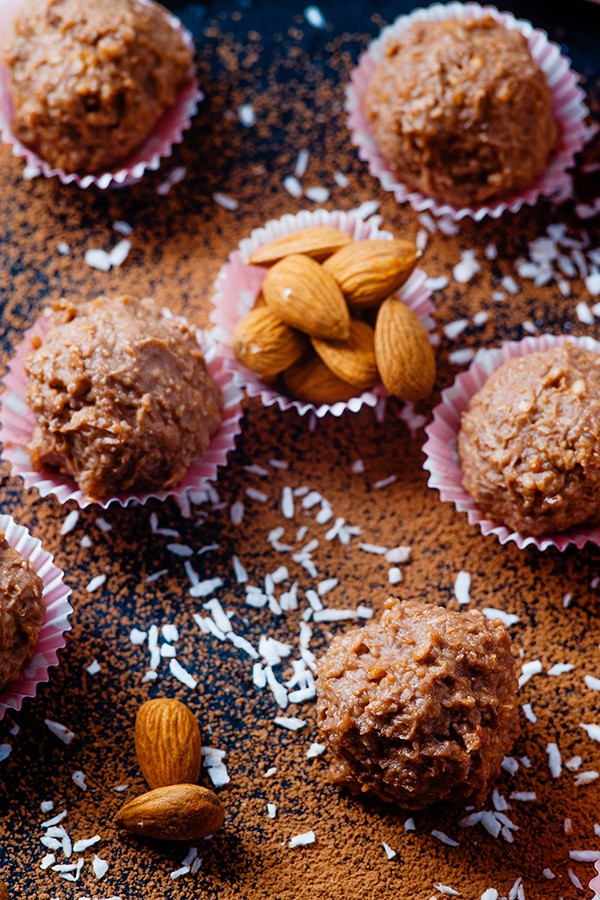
{"left": 0, "top": 533, "right": 44, "bottom": 692}
{"left": 3, "top": 0, "right": 194, "bottom": 173}
{"left": 25, "top": 296, "right": 222, "bottom": 500}
{"left": 459, "top": 344, "right": 600, "bottom": 536}
{"left": 316, "top": 598, "right": 519, "bottom": 810}
{"left": 365, "top": 16, "right": 559, "bottom": 207}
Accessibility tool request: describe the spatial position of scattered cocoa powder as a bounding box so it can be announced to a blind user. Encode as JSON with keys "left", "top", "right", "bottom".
{"left": 0, "top": 3, "right": 598, "bottom": 900}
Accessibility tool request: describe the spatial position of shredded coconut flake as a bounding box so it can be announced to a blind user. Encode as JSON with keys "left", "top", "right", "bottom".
{"left": 454, "top": 571, "right": 471, "bottom": 605}
{"left": 518, "top": 660, "right": 543, "bottom": 688}
{"left": 582, "top": 722, "right": 600, "bottom": 742}
{"left": 289, "top": 830, "right": 315, "bottom": 848}
{"left": 547, "top": 742, "right": 562, "bottom": 778}
{"left": 274, "top": 716, "right": 306, "bottom": 731}
{"left": 482, "top": 607, "right": 519, "bottom": 627}
{"left": 213, "top": 192, "right": 238, "bottom": 211}
{"left": 60, "top": 511, "right": 79, "bottom": 535}
{"left": 92, "top": 855, "right": 108, "bottom": 879}
{"left": 569, "top": 850, "right": 600, "bottom": 862}
{"left": 238, "top": 104, "right": 256, "bottom": 127}
{"left": 547, "top": 663, "right": 574, "bottom": 675}
{"left": 169, "top": 659, "right": 197, "bottom": 689}
{"left": 86, "top": 574, "right": 106, "bottom": 593}
{"left": 45, "top": 720, "right": 75, "bottom": 745}
{"left": 431, "top": 830, "right": 458, "bottom": 847}
{"left": 382, "top": 842, "right": 396, "bottom": 860}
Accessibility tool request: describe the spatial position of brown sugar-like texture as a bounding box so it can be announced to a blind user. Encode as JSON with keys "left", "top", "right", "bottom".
{"left": 3, "top": 0, "right": 194, "bottom": 173}
{"left": 316, "top": 598, "right": 519, "bottom": 809}
{"left": 459, "top": 344, "right": 600, "bottom": 536}
{"left": 0, "top": 531, "right": 44, "bottom": 692}
{"left": 0, "top": 2, "right": 598, "bottom": 899}
{"left": 25, "top": 296, "right": 222, "bottom": 498}
{"left": 365, "top": 16, "right": 559, "bottom": 206}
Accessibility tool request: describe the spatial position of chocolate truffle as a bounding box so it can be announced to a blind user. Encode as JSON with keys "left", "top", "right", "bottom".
{"left": 0, "top": 532, "right": 44, "bottom": 692}
{"left": 25, "top": 296, "right": 222, "bottom": 499}
{"left": 459, "top": 344, "right": 600, "bottom": 536}
{"left": 3, "top": 0, "right": 194, "bottom": 173}
{"left": 365, "top": 16, "right": 558, "bottom": 207}
{"left": 316, "top": 598, "right": 518, "bottom": 809}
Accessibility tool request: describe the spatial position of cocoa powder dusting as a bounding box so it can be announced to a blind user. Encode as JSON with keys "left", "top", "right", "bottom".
{"left": 0, "top": 3, "right": 599, "bottom": 899}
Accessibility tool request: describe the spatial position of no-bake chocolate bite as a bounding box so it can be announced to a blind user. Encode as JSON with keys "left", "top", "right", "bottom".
{"left": 24, "top": 296, "right": 222, "bottom": 500}
{"left": 458, "top": 344, "right": 600, "bottom": 536}
{"left": 2, "top": 0, "right": 194, "bottom": 173}
{"left": 365, "top": 16, "right": 559, "bottom": 207}
{"left": 0, "top": 532, "right": 44, "bottom": 693}
{"left": 316, "top": 598, "right": 519, "bottom": 810}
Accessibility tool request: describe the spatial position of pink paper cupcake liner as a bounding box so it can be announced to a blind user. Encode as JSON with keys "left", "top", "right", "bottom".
{"left": 346, "top": 1, "right": 589, "bottom": 222}
{"left": 423, "top": 334, "right": 600, "bottom": 551}
{"left": 209, "top": 207, "right": 436, "bottom": 419}
{"left": 0, "top": 514, "right": 72, "bottom": 721}
{"left": 0, "top": 311, "right": 243, "bottom": 510}
{"left": 0, "top": 0, "right": 202, "bottom": 189}
{"left": 590, "top": 861, "right": 600, "bottom": 897}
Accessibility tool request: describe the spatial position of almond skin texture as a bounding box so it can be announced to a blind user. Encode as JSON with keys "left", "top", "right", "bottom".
{"left": 115, "top": 784, "right": 224, "bottom": 841}
{"left": 135, "top": 698, "right": 201, "bottom": 790}
{"left": 247, "top": 227, "right": 352, "bottom": 267}
{"left": 322, "top": 240, "right": 418, "bottom": 309}
{"left": 262, "top": 255, "right": 350, "bottom": 341}
{"left": 375, "top": 298, "right": 435, "bottom": 401}
{"left": 311, "top": 320, "right": 378, "bottom": 391}
{"left": 231, "top": 308, "right": 306, "bottom": 379}
{"left": 284, "top": 354, "right": 357, "bottom": 405}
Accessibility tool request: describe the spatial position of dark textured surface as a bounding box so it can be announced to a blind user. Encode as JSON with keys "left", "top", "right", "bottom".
{"left": 0, "top": 2, "right": 599, "bottom": 899}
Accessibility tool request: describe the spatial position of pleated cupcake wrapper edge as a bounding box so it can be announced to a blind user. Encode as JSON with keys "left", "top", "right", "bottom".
{"left": 0, "top": 0, "right": 202, "bottom": 189}
{"left": 0, "top": 312, "right": 244, "bottom": 509}
{"left": 423, "top": 333, "right": 600, "bottom": 551}
{"left": 345, "top": 1, "right": 589, "bottom": 222}
{"left": 0, "top": 514, "right": 72, "bottom": 719}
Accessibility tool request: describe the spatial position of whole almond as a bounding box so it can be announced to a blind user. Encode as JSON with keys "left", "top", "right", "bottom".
{"left": 311, "top": 320, "right": 378, "bottom": 391}
{"left": 135, "top": 698, "right": 201, "bottom": 790}
{"left": 263, "top": 255, "right": 350, "bottom": 341}
{"left": 0, "top": 882, "right": 7, "bottom": 900}
{"left": 231, "top": 308, "right": 306, "bottom": 379}
{"left": 247, "top": 227, "right": 352, "bottom": 267}
{"left": 284, "top": 354, "right": 357, "bottom": 405}
{"left": 115, "top": 784, "right": 224, "bottom": 842}
{"left": 375, "top": 298, "right": 435, "bottom": 401}
{"left": 322, "top": 240, "right": 418, "bottom": 309}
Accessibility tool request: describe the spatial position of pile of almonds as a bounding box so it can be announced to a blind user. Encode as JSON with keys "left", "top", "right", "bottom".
{"left": 231, "top": 226, "right": 436, "bottom": 405}
{"left": 114, "top": 698, "right": 224, "bottom": 842}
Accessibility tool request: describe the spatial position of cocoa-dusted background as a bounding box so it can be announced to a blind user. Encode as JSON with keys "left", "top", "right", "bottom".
{"left": 0, "top": 2, "right": 599, "bottom": 898}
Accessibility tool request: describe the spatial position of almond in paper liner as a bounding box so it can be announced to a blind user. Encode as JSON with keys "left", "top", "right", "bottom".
{"left": 423, "top": 334, "right": 600, "bottom": 551}
{"left": 0, "top": 514, "right": 72, "bottom": 721}
{"left": 0, "top": 310, "right": 243, "bottom": 510}
{"left": 0, "top": 0, "right": 202, "bottom": 189}
{"left": 346, "top": 1, "right": 589, "bottom": 222}
{"left": 209, "top": 207, "right": 436, "bottom": 419}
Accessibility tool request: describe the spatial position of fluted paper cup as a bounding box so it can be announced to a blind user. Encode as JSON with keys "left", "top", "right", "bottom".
{"left": 423, "top": 334, "right": 600, "bottom": 551}
{"left": 209, "top": 207, "right": 436, "bottom": 419}
{"left": 0, "top": 0, "right": 202, "bottom": 189}
{"left": 0, "top": 311, "right": 243, "bottom": 510}
{"left": 590, "top": 861, "right": 600, "bottom": 897}
{"left": 346, "top": 2, "right": 589, "bottom": 221}
{"left": 0, "top": 515, "right": 72, "bottom": 720}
